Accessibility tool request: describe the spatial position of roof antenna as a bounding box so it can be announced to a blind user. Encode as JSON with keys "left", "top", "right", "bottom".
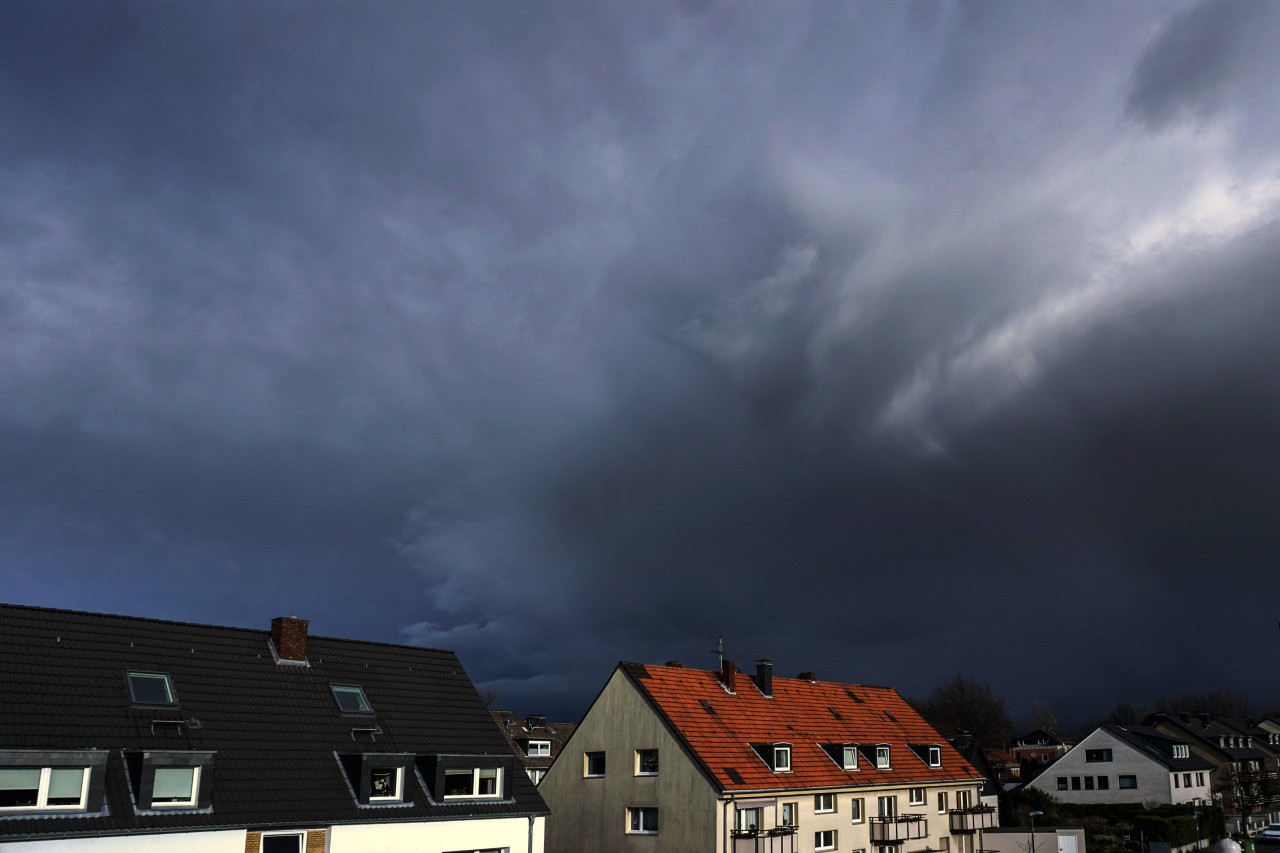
{"left": 710, "top": 634, "right": 724, "bottom": 670}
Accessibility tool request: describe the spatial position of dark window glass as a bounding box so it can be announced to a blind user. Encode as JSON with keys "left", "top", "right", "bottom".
{"left": 262, "top": 835, "right": 302, "bottom": 853}
{"left": 329, "top": 684, "right": 372, "bottom": 714}
{"left": 128, "top": 672, "right": 176, "bottom": 705}
{"left": 1119, "top": 775, "right": 1137, "bottom": 789}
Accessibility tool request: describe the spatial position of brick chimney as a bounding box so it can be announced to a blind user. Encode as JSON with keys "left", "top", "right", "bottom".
{"left": 755, "top": 659, "right": 773, "bottom": 697}
{"left": 271, "top": 615, "right": 309, "bottom": 663}
{"left": 719, "top": 659, "right": 737, "bottom": 693}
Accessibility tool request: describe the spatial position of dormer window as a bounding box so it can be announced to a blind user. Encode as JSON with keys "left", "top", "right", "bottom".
{"left": 330, "top": 684, "right": 373, "bottom": 714}
{"left": 774, "top": 745, "right": 792, "bottom": 772}
{"left": 124, "top": 750, "right": 214, "bottom": 811}
{"left": 843, "top": 744, "right": 859, "bottom": 770}
{"left": 928, "top": 745, "right": 942, "bottom": 767}
{"left": 876, "top": 745, "right": 891, "bottom": 769}
{"left": 151, "top": 767, "right": 199, "bottom": 807}
{"left": 444, "top": 767, "right": 501, "bottom": 798}
{"left": 369, "top": 767, "right": 403, "bottom": 802}
{"left": 127, "top": 671, "right": 177, "bottom": 706}
{"left": 336, "top": 752, "right": 414, "bottom": 805}
{"left": 1174, "top": 744, "right": 1190, "bottom": 759}
{"left": 526, "top": 740, "right": 551, "bottom": 757}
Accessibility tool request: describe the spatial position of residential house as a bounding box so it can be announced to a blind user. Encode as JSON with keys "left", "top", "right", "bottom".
{"left": 948, "top": 735, "right": 1002, "bottom": 809}
{"left": 493, "top": 711, "right": 577, "bottom": 785}
{"left": 1009, "top": 730, "right": 1073, "bottom": 778}
{"left": 0, "top": 603, "right": 548, "bottom": 852}
{"left": 1025, "top": 724, "right": 1212, "bottom": 806}
{"left": 539, "top": 659, "right": 993, "bottom": 853}
{"left": 1147, "top": 713, "right": 1272, "bottom": 835}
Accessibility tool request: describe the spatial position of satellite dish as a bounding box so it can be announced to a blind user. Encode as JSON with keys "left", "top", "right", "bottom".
{"left": 1215, "top": 839, "right": 1242, "bottom": 853}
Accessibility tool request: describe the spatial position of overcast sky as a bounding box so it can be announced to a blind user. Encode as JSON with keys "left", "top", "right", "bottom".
{"left": 3, "top": 0, "right": 1279, "bottom": 727}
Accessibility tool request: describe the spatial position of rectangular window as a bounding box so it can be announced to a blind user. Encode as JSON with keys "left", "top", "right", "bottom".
{"left": 816, "top": 830, "right": 837, "bottom": 851}
{"left": 262, "top": 833, "right": 304, "bottom": 853}
{"left": 878, "top": 795, "right": 896, "bottom": 817}
{"left": 1119, "top": 775, "right": 1137, "bottom": 790}
{"left": 1197, "top": 772, "right": 1205, "bottom": 786}
{"left": 528, "top": 768, "right": 545, "bottom": 784}
{"left": 526, "top": 740, "right": 551, "bottom": 757}
{"left": 1184, "top": 773, "right": 1192, "bottom": 788}
{"left": 940, "top": 838, "right": 950, "bottom": 852}
{"left": 1098, "top": 776, "right": 1109, "bottom": 790}
{"left": 0, "top": 767, "right": 89, "bottom": 811}
{"left": 929, "top": 745, "right": 942, "bottom": 767}
{"left": 127, "top": 671, "right": 176, "bottom": 705}
{"left": 585, "top": 751, "right": 606, "bottom": 777}
{"left": 910, "top": 787, "right": 926, "bottom": 806}
{"left": 774, "top": 745, "right": 792, "bottom": 772}
{"left": 329, "top": 684, "right": 372, "bottom": 714}
{"left": 815, "top": 793, "right": 835, "bottom": 813}
{"left": 1057, "top": 777, "right": 1068, "bottom": 791}
{"left": 636, "top": 749, "right": 659, "bottom": 775}
{"left": 628, "top": 806, "right": 659, "bottom": 834}
{"left": 443, "top": 767, "right": 502, "bottom": 798}
{"left": 1174, "top": 775, "right": 1180, "bottom": 788}
{"left": 1173, "top": 744, "right": 1190, "bottom": 759}
{"left": 152, "top": 767, "right": 198, "bottom": 807}
{"left": 1084, "top": 776, "right": 1094, "bottom": 790}
{"left": 956, "top": 790, "right": 971, "bottom": 810}
{"left": 876, "top": 745, "right": 891, "bottom": 769}
{"left": 736, "top": 807, "right": 763, "bottom": 831}
{"left": 1071, "top": 776, "right": 1081, "bottom": 790}
{"left": 843, "top": 744, "right": 859, "bottom": 770}
{"left": 1084, "top": 749, "right": 1113, "bottom": 762}
{"left": 851, "top": 797, "right": 864, "bottom": 823}
{"left": 369, "top": 767, "right": 403, "bottom": 801}
{"left": 782, "top": 802, "right": 797, "bottom": 826}
{"left": 938, "top": 792, "right": 948, "bottom": 813}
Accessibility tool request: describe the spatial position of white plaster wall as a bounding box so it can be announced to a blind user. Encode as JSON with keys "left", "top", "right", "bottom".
{"left": 329, "top": 815, "right": 544, "bottom": 853}
{"left": 0, "top": 829, "right": 245, "bottom": 852}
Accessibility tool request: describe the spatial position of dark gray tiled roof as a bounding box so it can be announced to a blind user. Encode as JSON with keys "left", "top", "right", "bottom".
{"left": 1104, "top": 724, "right": 1214, "bottom": 771}
{"left": 0, "top": 603, "right": 547, "bottom": 841}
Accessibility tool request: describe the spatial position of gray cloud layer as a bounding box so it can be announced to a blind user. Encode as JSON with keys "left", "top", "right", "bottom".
{"left": 3, "top": 0, "right": 1279, "bottom": 723}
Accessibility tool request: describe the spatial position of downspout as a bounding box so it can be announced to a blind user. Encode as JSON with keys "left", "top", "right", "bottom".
{"left": 528, "top": 814, "right": 535, "bottom": 853}
{"left": 725, "top": 795, "right": 735, "bottom": 853}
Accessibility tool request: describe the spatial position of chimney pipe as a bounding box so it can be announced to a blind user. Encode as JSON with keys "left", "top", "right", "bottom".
{"left": 270, "top": 615, "right": 309, "bottom": 663}
{"left": 720, "top": 659, "right": 737, "bottom": 693}
{"left": 755, "top": 659, "right": 773, "bottom": 697}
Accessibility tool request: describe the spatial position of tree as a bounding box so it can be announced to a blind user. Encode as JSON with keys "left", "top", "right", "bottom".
{"left": 916, "top": 675, "right": 1015, "bottom": 750}
{"left": 1216, "top": 760, "right": 1277, "bottom": 834}
{"left": 1031, "top": 700, "right": 1059, "bottom": 734}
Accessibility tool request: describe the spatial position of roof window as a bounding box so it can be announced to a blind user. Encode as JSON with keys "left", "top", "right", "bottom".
{"left": 127, "top": 671, "right": 177, "bottom": 705}
{"left": 330, "top": 684, "right": 373, "bottom": 714}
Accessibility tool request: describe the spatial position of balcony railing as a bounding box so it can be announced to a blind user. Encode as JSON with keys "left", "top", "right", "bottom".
{"left": 949, "top": 805, "right": 998, "bottom": 834}
{"left": 870, "top": 815, "right": 929, "bottom": 842}
{"left": 732, "top": 825, "right": 798, "bottom": 853}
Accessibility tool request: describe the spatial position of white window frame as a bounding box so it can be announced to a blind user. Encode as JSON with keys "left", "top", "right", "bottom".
{"left": 878, "top": 795, "right": 896, "bottom": 818}
{"left": 937, "top": 791, "right": 948, "bottom": 814}
{"left": 628, "top": 806, "right": 659, "bottom": 834}
{"left": 0, "top": 767, "right": 90, "bottom": 812}
{"left": 782, "top": 801, "right": 798, "bottom": 827}
{"left": 329, "top": 683, "right": 373, "bottom": 714}
{"left": 127, "top": 671, "right": 177, "bottom": 705}
{"left": 636, "top": 748, "right": 659, "bottom": 776}
{"left": 843, "top": 744, "right": 859, "bottom": 770}
{"left": 909, "top": 787, "right": 925, "bottom": 806}
{"left": 956, "top": 789, "right": 972, "bottom": 810}
{"left": 526, "top": 740, "right": 551, "bottom": 757}
{"left": 368, "top": 766, "right": 404, "bottom": 802}
{"left": 816, "top": 829, "right": 837, "bottom": 851}
{"left": 774, "top": 745, "right": 792, "bottom": 772}
{"left": 443, "top": 767, "right": 502, "bottom": 799}
{"left": 851, "top": 796, "right": 865, "bottom": 823}
{"left": 261, "top": 831, "right": 306, "bottom": 853}
{"left": 876, "top": 745, "right": 891, "bottom": 769}
{"left": 736, "top": 806, "right": 763, "bottom": 832}
{"left": 929, "top": 745, "right": 942, "bottom": 767}
{"left": 815, "top": 792, "right": 835, "bottom": 813}
{"left": 528, "top": 768, "right": 545, "bottom": 784}
{"left": 151, "top": 766, "right": 200, "bottom": 808}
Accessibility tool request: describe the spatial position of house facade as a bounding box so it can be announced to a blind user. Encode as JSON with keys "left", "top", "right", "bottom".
{"left": 539, "top": 659, "right": 993, "bottom": 853}
{"left": 0, "top": 603, "right": 547, "bottom": 852}
{"left": 1025, "top": 725, "right": 1211, "bottom": 806}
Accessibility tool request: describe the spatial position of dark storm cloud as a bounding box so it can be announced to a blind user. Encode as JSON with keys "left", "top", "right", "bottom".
{"left": 3, "top": 1, "right": 1280, "bottom": 724}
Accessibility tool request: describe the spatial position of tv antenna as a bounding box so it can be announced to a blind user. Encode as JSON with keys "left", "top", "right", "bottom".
{"left": 710, "top": 634, "right": 724, "bottom": 670}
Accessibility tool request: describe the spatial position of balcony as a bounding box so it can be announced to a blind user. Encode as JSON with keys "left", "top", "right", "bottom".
{"left": 949, "top": 805, "right": 998, "bottom": 834}
{"left": 732, "top": 825, "right": 798, "bottom": 853}
{"left": 870, "top": 815, "right": 929, "bottom": 843}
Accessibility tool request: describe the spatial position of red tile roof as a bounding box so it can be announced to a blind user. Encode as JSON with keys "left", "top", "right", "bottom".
{"left": 623, "top": 662, "right": 983, "bottom": 793}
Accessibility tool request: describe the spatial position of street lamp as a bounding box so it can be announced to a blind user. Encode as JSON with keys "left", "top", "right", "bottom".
{"left": 1030, "top": 810, "right": 1044, "bottom": 853}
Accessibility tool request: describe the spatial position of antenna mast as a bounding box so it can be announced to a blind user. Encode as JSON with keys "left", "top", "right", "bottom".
{"left": 710, "top": 634, "right": 724, "bottom": 670}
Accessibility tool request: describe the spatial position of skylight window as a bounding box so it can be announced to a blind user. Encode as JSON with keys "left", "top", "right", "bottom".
{"left": 330, "top": 684, "right": 373, "bottom": 714}
{"left": 127, "top": 671, "right": 176, "bottom": 705}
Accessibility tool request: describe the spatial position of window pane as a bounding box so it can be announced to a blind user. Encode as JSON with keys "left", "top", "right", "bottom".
{"left": 129, "top": 672, "right": 175, "bottom": 704}
{"left": 0, "top": 768, "right": 40, "bottom": 807}
{"left": 444, "top": 769, "right": 473, "bottom": 797}
{"left": 330, "top": 685, "right": 372, "bottom": 713}
{"left": 262, "top": 836, "right": 303, "bottom": 853}
{"left": 47, "top": 768, "right": 86, "bottom": 805}
{"left": 152, "top": 767, "right": 195, "bottom": 802}
{"left": 477, "top": 767, "right": 498, "bottom": 795}
{"left": 370, "top": 768, "right": 398, "bottom": 799}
